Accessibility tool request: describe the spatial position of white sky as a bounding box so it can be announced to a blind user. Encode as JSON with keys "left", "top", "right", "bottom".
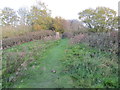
{"left": 0, "top": 0, "right": 119, "bottom": 20}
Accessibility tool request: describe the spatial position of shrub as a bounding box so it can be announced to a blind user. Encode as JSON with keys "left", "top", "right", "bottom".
{"left": 86, "top": 32, "right": 118, "bottom": 54}
{"left": 62, "top": 32, "right": 73, "bottom": 39}
{"left": 69, "top": 34, "right": 87, "bottom": 44}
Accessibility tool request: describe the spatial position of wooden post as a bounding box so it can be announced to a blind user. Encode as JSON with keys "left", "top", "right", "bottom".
{"left": 56, "top": 32, "right": 60, "bottom": 39}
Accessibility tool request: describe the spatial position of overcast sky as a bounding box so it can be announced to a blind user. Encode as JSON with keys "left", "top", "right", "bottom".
{"left": 0, "top": 0, "right": 119, "bottom": 19}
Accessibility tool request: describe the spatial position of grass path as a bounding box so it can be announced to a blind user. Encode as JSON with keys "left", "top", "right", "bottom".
{"left": 15, "top": 39, "right": 73, "bottom": 88}
{"left": 3, "top": 39, "right": 118, "bottom": 88}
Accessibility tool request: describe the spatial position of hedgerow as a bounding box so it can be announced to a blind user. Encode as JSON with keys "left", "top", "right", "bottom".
{"left": 69, "top": 31, "right": 118, "bottom": 54}
{"left": 2, "top": 30, "right": 56, "bottom": 49}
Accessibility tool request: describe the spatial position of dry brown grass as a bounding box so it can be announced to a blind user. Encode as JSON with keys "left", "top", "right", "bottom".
{"left": 1, "top": 25, "right": 32, "bottom": 39}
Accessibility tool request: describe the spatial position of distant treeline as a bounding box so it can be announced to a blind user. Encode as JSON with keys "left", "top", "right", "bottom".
{"left": 0, "top": 1, "right": 118, "bottom": 36}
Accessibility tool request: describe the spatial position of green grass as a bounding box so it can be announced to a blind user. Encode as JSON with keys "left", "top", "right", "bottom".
{"left": 2, "top": 39, "right": 118, "bottom": 88}
{"left": 2, "top": 39, "right": 61, "bottom": 88}
{"left": 61, "top": 43, "right": 118, "bottom": 88}
{"left": 11, "top": 39, "right": 74, "bottom": 88}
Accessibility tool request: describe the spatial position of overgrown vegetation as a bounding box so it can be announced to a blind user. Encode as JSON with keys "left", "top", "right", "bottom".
{"left": 61, "top": 43, "right": 118, "bottom": 88}
{"left": 2, "top": 39, "right": 60, "bottom": 88}
{"left": 2, "top": 39, "right": 118, "bottom": 88}
{"left": 70, "top": 31, "right": 118, "bottom": 54}
{"left": 1, "top": 0, "right": 118, "bottom": 88}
